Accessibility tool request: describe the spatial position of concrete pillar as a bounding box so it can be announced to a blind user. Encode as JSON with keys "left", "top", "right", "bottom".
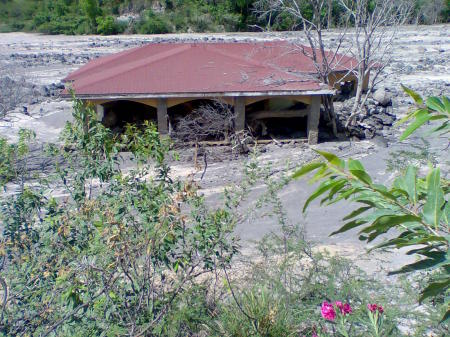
{"left": 95, "top": 104, "right": 104, "bottom": 121}
{"left": 234, "top": 96, "right": 246, "bottom": 132}
{"left": 157, "top": 98, "right": 168, "bottom": 134}
{"left": 307, "top": 95, "right": 321, "bottom": 145}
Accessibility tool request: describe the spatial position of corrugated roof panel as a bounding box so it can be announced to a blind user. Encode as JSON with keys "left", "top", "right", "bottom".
{"left": 65, "top": 41, "right": 356, "bottom": 96}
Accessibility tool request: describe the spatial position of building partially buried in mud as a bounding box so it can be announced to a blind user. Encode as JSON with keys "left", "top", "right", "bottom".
{"left": 63, "top": 41, "right": 363, "bottom": 144}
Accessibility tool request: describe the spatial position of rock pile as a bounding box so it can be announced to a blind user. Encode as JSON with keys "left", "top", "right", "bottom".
{"left": 0, "top": 76, "right": 65, "bottom": 116}
{"left": 334, "top": 88, "right": 396, "bottom": 139}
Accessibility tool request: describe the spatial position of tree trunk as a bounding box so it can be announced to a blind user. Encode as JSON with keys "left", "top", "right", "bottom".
{"left": 323, "top": 95, "right": 337, "bottom": 136}
{"left": 345, "top": 72, "right": 365, "bottom": 127}
{"left": 327, "top": 0, "right": 333, "bottom": 29}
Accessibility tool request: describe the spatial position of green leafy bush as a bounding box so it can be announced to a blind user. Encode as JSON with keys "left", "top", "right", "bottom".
{"left": 1, "top": 90, "right": 448, "bottom": 335}
{"left": 135, "top": 10, "right": 173, "bottom": 34}
{"left": 0, "top": 129, "right": 36, "bottom": 188}
{"left": 211, "top": 224, "right": 407, "bottom": 336}
{"left": 96, "top": 15, "right": 125, "bottom": 35}
{"left": 294, "top": 87, "right": 450, "bottom": 322}
{"left": 0, "top": 99, "right": 238, "bottom": 336}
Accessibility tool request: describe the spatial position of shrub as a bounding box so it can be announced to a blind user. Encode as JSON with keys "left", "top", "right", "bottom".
{"left": 294, "top": 87, "right": 450, "bottom": 322}
{"left": 96, "top": 15, "right": 125, "bottom": 35}
{"left": 135, "top": 10, "right": 172, "bottom": 34}
{"left": 0, "top": 99, "right": 238, "bottom": 335}
{"left": 1, "top": 91, "right": 448, "bottom": 335}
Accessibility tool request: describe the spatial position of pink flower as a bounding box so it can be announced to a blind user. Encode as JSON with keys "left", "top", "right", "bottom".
{"left": 321, "top": 301, "right": 336, "bottom": 321}
{"left": 342, "top": 303, "right": 352, "bottom": 315}
{"left": 335, "top": 301, "right": 352, "bottom": 315}
{"left": 368, "top": 303, "right": 384, "bottom": 314}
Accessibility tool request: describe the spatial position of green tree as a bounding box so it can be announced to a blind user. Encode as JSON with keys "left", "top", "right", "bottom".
{"left": 81, "top": 0, "right": 101, "bottom": 28}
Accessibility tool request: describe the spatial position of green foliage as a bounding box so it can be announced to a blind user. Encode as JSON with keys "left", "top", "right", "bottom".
{"left": 135, "top": 9, "right": 173, "bottom": 34}
{"left": 212, "top": 225, "right": 407, "bottom": 336}
{"left": 0, "top": 98, "right": 238, "bottom": 335}
{"left": 0, "top": 0, "right": 449, "bottom": 34}
{"left": 96, "top": 15, "right": 125, "bottom": 35}
{"left": 0, "top": 0, "right": 259, "bottom": 34}
{"left": 397, "top": 85, "right": 449, "bottom": 140}
{"left": 293, "top": 87, "right": 450, "bottom": 322}
{"left": 0, "top": 129, "right": 36, "bottom": 188}
{"left": 81, "top": 0, "right": 102, "bottom": 28}
{"left": 0, "top": 93, "right": 448, "bottom": 334}
{"left": 0, "top": 138, "right": 15, "bottom": 188}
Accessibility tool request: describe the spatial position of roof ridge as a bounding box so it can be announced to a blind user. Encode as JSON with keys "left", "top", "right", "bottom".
{"left": 73, "top": 44, "right": 191, "bottom": 91}
{"left": 205, "top": 43, "right": 265, "bottom": 68}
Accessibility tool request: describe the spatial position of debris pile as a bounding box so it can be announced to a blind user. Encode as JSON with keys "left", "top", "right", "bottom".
{"left": 0, "top": 76, "right": 64, "bottom": 117}
{"left": 335, "top": 88, "right": 396, "bottom": 139}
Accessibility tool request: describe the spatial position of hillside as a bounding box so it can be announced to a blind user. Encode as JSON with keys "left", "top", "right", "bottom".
{"left": 0, "top": 0, "right": 258, "bottom": 34}
{"left": 0, "top": 0, "right": 449, "bottom": 35}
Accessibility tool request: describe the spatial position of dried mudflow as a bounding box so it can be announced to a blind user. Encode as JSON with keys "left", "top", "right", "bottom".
{"left": 0, "top": 25, "right": 449, "bottom": 273}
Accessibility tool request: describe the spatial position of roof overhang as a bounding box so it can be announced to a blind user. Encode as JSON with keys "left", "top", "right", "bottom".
{"left": 63, "top": 89, "right": 335, "bottom": 101}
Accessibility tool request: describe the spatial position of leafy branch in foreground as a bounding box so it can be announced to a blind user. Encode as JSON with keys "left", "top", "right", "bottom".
{"left": 293, "top": 87, "right": 449, "bottom": 322}
{"left": 397, "top": 85, "right": 449, "bottom": 141}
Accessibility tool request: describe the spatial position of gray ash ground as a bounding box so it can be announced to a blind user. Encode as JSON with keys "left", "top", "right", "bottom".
{"left": 0, "top": 26, "right": 449, "bottom": 271}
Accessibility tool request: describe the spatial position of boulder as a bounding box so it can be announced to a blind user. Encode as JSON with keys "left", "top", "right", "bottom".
{"left": 373, "top": 88, "right": 392, "bottom": 107}
{"left": 377, "top": 113, "right": 395, "bottom": 126}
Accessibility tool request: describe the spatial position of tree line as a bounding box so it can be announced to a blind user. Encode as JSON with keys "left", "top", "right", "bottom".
{"left": 0, "top": 0, "right": 448, "bottom": 35}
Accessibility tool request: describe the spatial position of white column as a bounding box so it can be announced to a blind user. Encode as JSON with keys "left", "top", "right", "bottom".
{"left": 95, "top": 104, "right": 104, "bottom": 121}
{"left": 307, "top": 95, "right": 321, "bottom": 145}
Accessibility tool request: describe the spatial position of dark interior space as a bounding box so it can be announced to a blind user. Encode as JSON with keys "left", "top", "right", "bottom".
{"left": 254, "top": 117, "right": 308, "bottom": 139}
{"left": 246, "top": 99, "right": 310, "bottom": 139}
{"left": 99, "top": 98, "right": 336, "bottom": 142}
{"left": 101, "top": 100, "right": 157, "bottom": 132}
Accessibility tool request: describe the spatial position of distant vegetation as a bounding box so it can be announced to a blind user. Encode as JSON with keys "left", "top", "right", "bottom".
{"left": 0, "top": 0, "right": 448, "bottom": 35}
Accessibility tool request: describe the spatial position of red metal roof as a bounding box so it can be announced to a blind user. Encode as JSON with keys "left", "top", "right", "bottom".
{"left": 64, "top": 41, "right": 357, "bottom": 97}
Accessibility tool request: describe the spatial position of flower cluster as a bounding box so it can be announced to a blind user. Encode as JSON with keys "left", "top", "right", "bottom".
{"left": 317, "top": 301, "right": 386, "bottom": 337}
{"left": 367, "top": 303, "right": 384, "bottom": 314}
{"left": 321, "top": 301, "right": 336, "bottom": 321}
{"left": 320, "top": 301, "right": 352, "bottom": 321}
{"left": 335, "top": 301, "right": 352, "bottom": 315}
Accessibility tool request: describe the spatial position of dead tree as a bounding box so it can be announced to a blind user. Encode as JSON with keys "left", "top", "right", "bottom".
{"left": 172, "top": 101, "right": 238, "bottom": 171}
{"left": 255, "top": 0, "right": 353, "bottom": 136}
{"left": 0, "top": 66, "right": 40, "bottom": 120}
{"left": 256, "top": 0, "right": 412, "bottom": 130}
{"left": 172, "top": 101, "right": 236, "bottom": 143}
{"left": 339, "top": 0, "right": 413, "bottom": 126}
{"left": 327, "top": 0, "right": 333, "bottom": 29}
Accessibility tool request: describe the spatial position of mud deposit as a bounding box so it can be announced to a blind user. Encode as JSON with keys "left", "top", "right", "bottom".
{"left": 0, "top": 25, "right": 449, "bottom": 272}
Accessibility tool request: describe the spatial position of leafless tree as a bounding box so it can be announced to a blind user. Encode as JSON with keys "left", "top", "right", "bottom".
{"left": 255, "top": 0, "right": 354, "bottom": 136}
{"left": 339, "top": 0, "right": 413, "bottom": 126}
{"left": 256, "top": 0, "right": 412, "bottom": 129}
{"left": 0, "top": 66, "right": 39, "bottom": 120}
{"left": 327, "top": 0, "right": 333, "bottom": 29}
{"left": 414, "top": 0, "right": 446, "bottom": 25}
{"left": 172, "top": 100, "right": 248, "bottom": 175}
{"left": 172, "top": 100, "right": 236, "bottom": 143}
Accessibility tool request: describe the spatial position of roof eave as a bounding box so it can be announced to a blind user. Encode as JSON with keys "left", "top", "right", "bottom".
{"left": 61, "top": 89, "right": 335, "bottom": 100}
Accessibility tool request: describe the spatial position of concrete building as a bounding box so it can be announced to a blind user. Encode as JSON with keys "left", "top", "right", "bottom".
{"left": 63, "top": 41, "right": 361, "bottom": 144}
